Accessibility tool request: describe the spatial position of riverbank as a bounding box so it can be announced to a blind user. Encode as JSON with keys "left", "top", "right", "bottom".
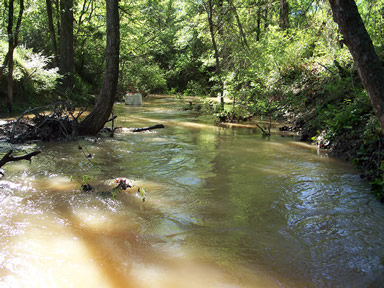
{"left": 183, "top": 88, "right": 384, "bottom": 202}
{"left": 277, "top": 90, "right": 384, "bottom": 201}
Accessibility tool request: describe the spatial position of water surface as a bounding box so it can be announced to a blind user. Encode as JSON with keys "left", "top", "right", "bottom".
{"left": 1, "top": 96, "right": 384, "bottom": 287}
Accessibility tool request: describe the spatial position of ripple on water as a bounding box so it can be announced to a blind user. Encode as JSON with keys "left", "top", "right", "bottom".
{"left": 1, "top": 100, "right": 384, "bottom": 287}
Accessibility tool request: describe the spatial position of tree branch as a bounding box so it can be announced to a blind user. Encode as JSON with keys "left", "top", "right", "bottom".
{"left": 133, "top": 124, "right": 164, "bottom": 132}
{"left": 0, "top": 150, "right": 41, "bottom": 169}
{"left": 10, "top": 105, "right": 52, "bottom": 142}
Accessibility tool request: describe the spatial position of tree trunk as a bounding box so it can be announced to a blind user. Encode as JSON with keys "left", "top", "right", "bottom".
{"left": 256, "top": 5, "right": 261, "bottom": 41}
{"left": 229, "top": 0, "right": 248, "bottom": 49}
{"left": 279, "top": 0, "right": 289, "bottom": 30}
{"left": 59, "top": 0, "right": 74, "bottom": 90}
{"left": 7, "top": 45, "right": 14, "bottom": 113}
{"left": 46, "top": 0, "right": 58, "bottom": 67}
{"left": 207, "top": 0, "right": 224, "bottom": 109}
{"left": 263, "top": 2, "right": 269, "bottom": 31}
{"left": 329, "top": 0, "right": 384, "bottom": 134}
{"left": 7, "top": 0, "right": 24, "bottom": 113}
{"left": 7, "top": 0, "right": 14, "bottom": 113}
{"left": 0, "top": 53, "right": 9, "bottom": 78}
{"left": 78, "top": 0, "right": 120, "bottom": 135}
{"left": 55, "top": 0, "right": 61, "bottom": 38}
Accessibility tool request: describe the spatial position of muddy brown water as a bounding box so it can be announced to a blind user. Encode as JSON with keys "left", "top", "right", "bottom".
{"left": 1, "top": 96, "right": 384, "bottom": 287}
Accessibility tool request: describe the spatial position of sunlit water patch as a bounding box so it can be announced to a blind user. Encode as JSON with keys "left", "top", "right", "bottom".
{"left": 0, "top": 95, "right": 384, "bottom": 287}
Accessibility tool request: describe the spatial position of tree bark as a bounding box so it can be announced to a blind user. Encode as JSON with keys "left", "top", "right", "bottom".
{"left": 59, "top": 0, "right": 74, "bottom": 90}
{"left": 229, "top": 0, "right": 249, "bottom": 49}
{"left": 133, "top": 124, "right": 165, "bottom": 132}
{"left": 7, "top": 0, "right": 14, "bottom": 113}
{"left": 7, "top": 47, "right": 14, "bottom": 113}
{"left": 7, "top": 0, "right": 24, "bottom": 113}
{"left": 256, "top": 5, "right": 261, "bottom": 41}
{"left": 55, "top": 0, "right": 61, "bottom": 38}
{"left": 0, "top": 53, "right": 9, "bottom": 78}
{"left": 329, "top": 0, "right": 384, "bottom": 134}
{"left": 263, "top": 2, "right": 269, "bottom": 31}
{"left": 206, "top": 0, "right": 224, "bottom": 109}
{"left": 78, "top": 0, "right": 120, "bottom": 135}
{"left": 46, "top": 0, "right": 59, "bottom": 67}
{"left": 0, "top": 150, "right": 41, "bottom": 170}
{"left": 279, "top": 0, "right": 289, "bottom": 30}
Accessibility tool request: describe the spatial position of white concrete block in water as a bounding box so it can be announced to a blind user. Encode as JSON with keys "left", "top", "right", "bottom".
{"left": 125, "top": 93, "right": 143, "bottom": 105}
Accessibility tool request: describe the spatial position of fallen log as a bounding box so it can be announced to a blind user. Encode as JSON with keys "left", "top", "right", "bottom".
{"left": 133, "top": 124, "right": 165, "bottom": 132}
{"left": 0, "top": 150, "right": 41, "bottom": 169}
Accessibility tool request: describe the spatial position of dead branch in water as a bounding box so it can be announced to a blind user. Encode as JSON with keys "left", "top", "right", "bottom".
{"left": 10, "top": 105, "right": 51, "bottom": 142}
{"left": 133, "top": 124, "right": 165, "bottom": 132}
{"left": 255, "top": 117, "right": 271, "bottom": 136}
{"left": 0, "top": 150, "right": 41, "bottom": 169}
{"left": 3, "top": 102, "right": 91, "bottom": 143}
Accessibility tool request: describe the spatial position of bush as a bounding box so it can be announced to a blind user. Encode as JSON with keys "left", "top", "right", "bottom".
{"left": 0, "top": 41, "right": 61, "bottom": 106}
{"left": 184, "top": 80, "right": 207, "bottom": 96}
{"left": 120, "top": 59, "right": 167, "bottom": 94}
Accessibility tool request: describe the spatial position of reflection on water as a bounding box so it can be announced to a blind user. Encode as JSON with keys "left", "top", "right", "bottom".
{"left": 1, "top": 96, "right": 384, "bottom": 287}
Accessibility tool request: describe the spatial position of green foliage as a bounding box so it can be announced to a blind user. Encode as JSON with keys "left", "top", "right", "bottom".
{"left": 69, "top": 75, "right": 97, "bottom": 105}
{"left": 1, "top": 0, "right": 384, "bottom": 111}
{"left": 0, "top": 40, "right": 61, "bottom": 107}
{"left": 81, "top": 175, "right": 93, "bottom": 185}
{"left": 368, "top": 155, "right": 384, "bottom": 202}
{"left": 122, "top": 60, "right": 167, "bottom": 94}
{"left": 137, "top": 187, "right": 146, "bottom": 202}
{"left": 314, "top": 92, "right": 371, "bottom": 142}
{"left": 184, "top": 80, "right": 207, "bottom": 96}
{"left": 371, "top": 175, "right": 384, "bottom": 201}
{"left": 70, "top": 174, "right": 93, "bottom": 192}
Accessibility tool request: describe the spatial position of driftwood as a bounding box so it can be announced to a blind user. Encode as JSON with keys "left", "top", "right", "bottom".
{"left": 133, "top": 124, "right": 165, "bottom": 132}
{"left": 106, "top": 115, "right": 117, "bottom": 123}
{"left": 255, "top": 122, "right": 271, "bottom": 137}
{"left": 1, "top": 101, "right": 100, "bottom": 143}
{"left": 0, "top": 150, "right": 41, "bottom": 169}
{"left": 4, "top": 102, "right": 80, "bottom": 143}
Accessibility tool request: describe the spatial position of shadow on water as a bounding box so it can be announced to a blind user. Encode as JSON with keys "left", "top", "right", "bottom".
{"left": 2, "top": 96, "right": 384, "bottom": 287}
{"left": 43, "top": 190, "right": 204, "bottom": 288}
{"left": 50, "top": 197, "right": 138, "bottom": 288}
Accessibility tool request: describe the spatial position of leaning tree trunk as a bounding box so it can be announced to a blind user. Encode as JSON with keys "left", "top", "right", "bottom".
{"left": 329, "top": 0, "right": 384, "bottom": 134}
{"left": 78, "top": 0, "right": 120, "bottom": 135}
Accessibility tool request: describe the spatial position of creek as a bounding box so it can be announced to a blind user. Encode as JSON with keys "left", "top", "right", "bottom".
{"left": 1, "top": 95, "right": 384, "bottom": 287}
